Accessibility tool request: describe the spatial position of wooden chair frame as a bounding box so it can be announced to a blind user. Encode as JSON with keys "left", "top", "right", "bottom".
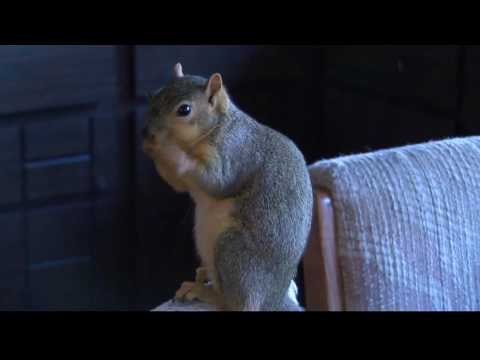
{"left": 303, "top": 188, "right": 344, "bottom": 311}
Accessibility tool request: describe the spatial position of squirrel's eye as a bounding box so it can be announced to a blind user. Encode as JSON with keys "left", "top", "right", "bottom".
{"left": 177, "top": 104, "right": 192, "bottom": 117}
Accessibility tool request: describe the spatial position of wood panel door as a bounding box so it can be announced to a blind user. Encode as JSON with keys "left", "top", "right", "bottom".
{"left": 0, "top": 45, "right": 133, "bottom": 310}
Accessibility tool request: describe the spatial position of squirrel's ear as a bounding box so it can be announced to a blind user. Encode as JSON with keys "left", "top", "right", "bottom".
{"left": 206, "top": 73, "right": 223, "bottom": 101}
{"left": 173, "top": 63, "right": 184, "bottom": 78}
{"left": 206, "top": 74, "right": 223, "bottom": 96}
{"left": 206, "top": 73, "right": 228, "bottom": 113}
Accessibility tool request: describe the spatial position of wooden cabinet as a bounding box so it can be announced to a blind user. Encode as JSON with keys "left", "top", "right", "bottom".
{"left": 319, "top": 46, "right": 462, "bottom": 157}
{"left": 461, "top": 46, "right": 480, "bottom": 134}
{"left": 324, "top": 45, "right": 459, "bottom": 113}
{"left": 320, "top": 87, "right": 456, "bottom": 157}
{"left": 0, "top": 46, "right": 131, "bottom": 310}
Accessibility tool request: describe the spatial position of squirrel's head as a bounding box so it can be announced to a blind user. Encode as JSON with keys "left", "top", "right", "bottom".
{"left": 142, "top": 63, "right": 230, "bottom": 153}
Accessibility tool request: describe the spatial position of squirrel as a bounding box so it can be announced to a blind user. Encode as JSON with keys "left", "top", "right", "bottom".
{"left": 142, "top": 63, "right": 313, "bottom": 311}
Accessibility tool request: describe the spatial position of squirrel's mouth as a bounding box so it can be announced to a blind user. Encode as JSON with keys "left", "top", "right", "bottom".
{"left": 142, "top": 128, "right": 165, "bottom": 157}
{"left": 142, "top": 139, "right": 157, "bottom": 157}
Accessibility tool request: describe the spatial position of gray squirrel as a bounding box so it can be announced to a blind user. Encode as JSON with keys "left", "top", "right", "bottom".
{"left": 142, "top": 63, "right": 313, "bottom": 311}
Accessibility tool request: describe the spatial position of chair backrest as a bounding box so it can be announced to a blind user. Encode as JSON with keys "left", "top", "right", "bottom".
{"left": 306, "top": 137, "right": 480, "bottom": 311}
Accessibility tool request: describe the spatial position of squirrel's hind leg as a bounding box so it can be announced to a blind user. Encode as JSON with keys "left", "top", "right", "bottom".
{"left": 174, "top": 281, "right": 221, "bottom": 306}
{"left": 214, "top": 230, "right": 271, "bottom": 312}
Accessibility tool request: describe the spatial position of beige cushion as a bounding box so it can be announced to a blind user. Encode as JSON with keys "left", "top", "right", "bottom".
{"left": 309, "top": 137, "right": 480, "bottom": 311}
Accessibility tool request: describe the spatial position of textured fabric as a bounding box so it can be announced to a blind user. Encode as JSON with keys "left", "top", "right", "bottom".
{"left": 309, "top": 137, "right": 480, "bottom": 311}
{"left": 152, "top": 300, "right": 218, "bottom": 311}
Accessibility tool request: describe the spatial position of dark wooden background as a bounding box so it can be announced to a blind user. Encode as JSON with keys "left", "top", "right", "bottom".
{"left": 0, "top": 45, "right": 478, "bottom": 310}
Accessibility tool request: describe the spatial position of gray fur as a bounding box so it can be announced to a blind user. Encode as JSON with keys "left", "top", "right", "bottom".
{"left": 147, "top": 75, "right": 313, "bottom": 311}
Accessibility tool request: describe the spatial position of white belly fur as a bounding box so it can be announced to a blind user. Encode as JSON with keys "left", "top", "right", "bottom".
{"left": 190, "top": 189, "right": 235, "bottom": 283}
